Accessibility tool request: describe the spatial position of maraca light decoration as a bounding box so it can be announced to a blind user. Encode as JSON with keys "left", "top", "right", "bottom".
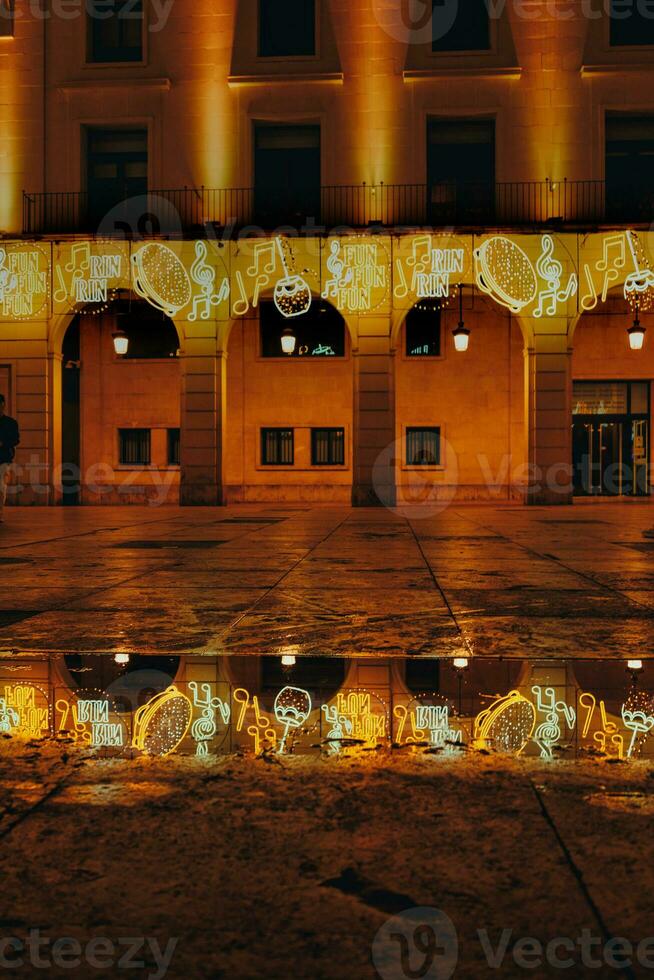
{"left": 132, "top": 686, "right": 193, "bottom": 758}
{"left": 273, "top": 238, "right": 312, "bottom": 319}
{"left": 621, "top": 692, "right": 654, "bottom": 758}
{"left": 274, "top": 685, "right": 312, "bottom": 754}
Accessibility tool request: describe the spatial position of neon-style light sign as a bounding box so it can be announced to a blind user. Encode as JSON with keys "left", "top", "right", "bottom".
{"left": 189, "top": 680, "right": 230, "bottom": 757}
{"left": 2, "top": 684, "right": 49, "bottom": 738}
{"left": 394, "top": 236, "right": 465, "bottom": 301}
{"left": 531, "top": 686, "right": 576, "bottom": 759}
{"left": 132, "top": 243, "right": 193, "bottom": 317}
{"left": 0, "top": 248, "right": 48, "bottom": 318}
{"left": 578, "top": 692, "right": 623, "bottom": 758}
{"left": 322, "top": 241, "right": 387, "bottom": 312}
{"left": 189, "top": 241, "right": 229, "bottom": 322}
{"left": 233, "top": 687, "right": 277, "bottom": 754}
{"left": 474, "top": 690, "right": 536, "bottom": 755}
{"left": 621, "top": 699, "right": 654, "bottom": 759}
{"left": 327, "top": 690, "right": 387, "bottom": 746}
{"left": 322, "top": 703, "right": 354, "bottom": 754}
{"left": 274, "top": 686, "right": 312, "bottom": 754}
{"left": 534, "top": 235, "right": 577, "bottom": 317}
{"left": 132, "top": 686, "right": 192, "bottom": 758}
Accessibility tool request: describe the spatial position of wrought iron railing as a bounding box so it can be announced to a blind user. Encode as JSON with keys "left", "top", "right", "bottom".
{"left": 22, "top": 180, "right": 654, "bottom": 236}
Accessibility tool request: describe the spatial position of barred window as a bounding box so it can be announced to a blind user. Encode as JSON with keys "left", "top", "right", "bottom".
{"left": 406, "top": 428, "right": 441, "bottom": 466}
{"left": 167, "top": 428, "right": 180, "bottom": 466}
{"left": 311, "top": 428, "right": 345, "bottom": 466}
{"left": 406, "top": 305, "right": 442, "bottom": 357}
{"left": 261, "top": 428, "right": 294, "bottom": 466}
{"left": 119, "top": 428, "right": 151, "bottom": 466}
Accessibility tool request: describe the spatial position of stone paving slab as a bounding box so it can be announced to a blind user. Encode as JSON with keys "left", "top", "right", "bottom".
{"left": 0, "top": 502, "right": 652, "bottom": 659}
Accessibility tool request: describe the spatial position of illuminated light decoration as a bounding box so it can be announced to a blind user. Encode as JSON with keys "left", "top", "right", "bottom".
{"left": 394, "top": 700, "right": 462, "bottom": 750}
{"left": 578, "top": 692, "right": 623, "bottom": 758}
{"left": 321, "top": 703, "right": 354, "bottom": 755}
{"left": 132, "top": 243, "right": 193, "bottom": 317}
{"left": 53, "top": 242, "right": 123, "bottom": 314}
{"left": 2, "top": 683, "right": 50, "bottom": 738}
{"left": 311, "top": 343, "right": 335, "bottom": 356}
{"left": 621, "top": 692, "right": 654, "bottom": 759}
{"left": 322, "top": 690, "right": 388, "bottom": 753}
{"left": 56, "top": 690, "right": 126, "bottom": 750}
{"left": 624, "top": 230, "right": 654, "bottom": 313}
{"left": 0, "top": 244, "right": 49, "bottom": 320}
{"left": 274, "top": 686, "right": 312, "bottom": 754}
{"left": 580, "top": 233, "right": 628, "bottom": 312}
{"left": 533, "top": 235, "right": 577, "bottom": 317}
{"left": 188, "top": 240, "right": 230, "bottom": 322}
{"left": 232, "top": 687, "right": 278, "bottom": 754}
{"left": 393, "top": 703, "right": 426, "bottom": 745}
{"left": 189, "top": 681, "right": 230, "bottom": 757}
{"left": 473, "top": 690, "right": 536, "bottom": 755}
{"left": 322, "top": 239, "right": 389, "bottom": 313}
{"left": 628, "top": 308, "right": 646, "bottom": 351}
{"left": 247, "top": 723, "right": 278, "bottom": 755}
{"left": 132, "top": 686, "right": 193, "bottom": 758}
{"left": 474, "top": 237, "right": 538, "bottom": 314}
{"left": 274, "top": 238, "right": 312, "bottom": 319}
{"left": 531, "top": 686, "right": 576, "bottom": 760}
{"left": 394, "top": 236, "right": 466, "bottom": 301}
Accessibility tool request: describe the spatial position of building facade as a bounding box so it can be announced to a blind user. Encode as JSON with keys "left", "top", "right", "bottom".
{"left": 1, "top": 0, "right": 653, "bottom": 507}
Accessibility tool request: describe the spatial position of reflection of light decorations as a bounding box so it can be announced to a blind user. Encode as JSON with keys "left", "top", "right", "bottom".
{"left": 189, "top": 681, "right": 230, "bottom": 757}
{"left": 628, "top": 307, "right": 646, "bottom": 351}
{"left": 578, "top": 691, "right": 623, "bottom": 758}
{"left": 452, "top": 283, "right": 470, "bottom": 352}
{"left": 621, "top": 692, "right": 654, "bottom": 759}
{"left": 281, "top": 654, "right": 297, "bottom": 668}
{"left": 1, "top": 683, "right": 50, "bottom": 738}
{"left": 475, "top": 236, "right": 537, "bottom": 314}
{"left": 60, "top": 692, "right": 125, "bottom": 749}
{"left": 114, "top": 652, "right": 130, "bottom": 665}
{"left": 474, "top": 690, "right": 536, "bottom": 755}
{"left": 233, "top": 687, "right": 277, "bottom": 755}
{"left": 531, "top": 686, "right": 576, "bottom": 760}
{"left": 628, "top": 659, "right": 644, "bottom": 673}
{"left": 132, "top": 686, "right": 192, "bottom": 757}
{"left": 453, "top": 658, "right": 469, "bottom": 671}
{"left": 274, "top": 686, "right": 312, "bottom": 754}
{"left": 394, "top": 697, "right": 462, "bottom": 750}
{"left": 132, "top": 243, "right": 193, "bottom": 316}
{"left": 534, "top": 234, "right": 577, "bottom": 317}
{"left": 274, "top": 239, "right": 312, "bottom": 319}
{"left": 322, "top": 690, "right": 387, "bottom": 753}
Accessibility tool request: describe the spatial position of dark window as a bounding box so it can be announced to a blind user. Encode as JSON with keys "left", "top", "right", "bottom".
{"left": 405, "top": 304, "right": 442, "bottom": 357}
{"left": 261, "top": 428, "right": 294, "bottom": 465}
{"left": 0, "top": 0, "right": 14, "bottom": 37}
{"left": 432, "top": 0, "right": 490, "bottom": 52}
{"left": 119, "top": 428, "right": 151, "bottom": 466}
{"left": 254, "top": 123, "right": 321, "bottom": 226}
{"left": 605, "top": 114, "right": 654, "bottom": 222}
{"left": 261, "top": 656, "right": 346, "bottom": 696}
{"left": 88, "top": 0, "right": 143, "bottom": 63}
{"left": 259, "top": 0, "right": 315, "bottom": 56}
{"left": 311, "top": 428, "right": 345, "bottom": 466}
{"left": 167, "top": 428, "right": 180, "bottom": 466}
{"left": 406, "top": 427, "right": 441, "bottom": 466}
{"left": 405, "top": 659, "right": 441, "bottom": 694}
{"left": 610, "top": 0, "right": 654, "bottom": 46}
{"left": 260, "top": 300, "right": 345, "bottom": 357}
{"left": 86, "top": 128, "right": 148, "bottom": 229}
{"left": 427, "top": 118, "right": 495, "bottom": 224}
{"left": 114, "top": 301, "right": 180, "bottom": 359}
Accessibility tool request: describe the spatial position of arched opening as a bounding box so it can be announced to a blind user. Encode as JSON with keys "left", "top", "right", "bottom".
{"left": 60, "top": 296, "right": 182, "bottom": 504}
{"left": 224, "top": 297, "right": 353, "bottom": 503}
{"left": 394, "top": 290, "right": 526, "bottom": 503}
{"left": 571, "top": 292, "right": 652, "bottom": 497}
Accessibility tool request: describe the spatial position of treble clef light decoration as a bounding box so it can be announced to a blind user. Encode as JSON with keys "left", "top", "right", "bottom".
{"left": 534, "top": 234, "right": 577, "bottom": 318}
{"left": 189, "top": 240, "right": 229, "bottom": 322}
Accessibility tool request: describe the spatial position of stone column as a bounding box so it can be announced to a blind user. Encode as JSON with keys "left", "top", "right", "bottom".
{"left": 352, "top": 320, "right": 395, "bottom": 506}
{"left": 180, "top": 341, "right": 226, "bottom": 506}
{"left": 524, "top": 330, "right": 573, "bottom": 505}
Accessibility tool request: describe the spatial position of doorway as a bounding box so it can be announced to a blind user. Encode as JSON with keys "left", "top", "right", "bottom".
{"left": 572, "top": 381, "right": 650, "bottom": 496}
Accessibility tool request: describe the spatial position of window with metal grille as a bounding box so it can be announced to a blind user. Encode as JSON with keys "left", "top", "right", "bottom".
{"left": 259, "top": 0, "right": 315, "bottom": 56}
{"left": 610, "top": 1, "right": 654, "bottom": 46}
{"left": 88, "top": 0, "right": 143, "bottom": 63}
{"left": 311, "top": 428, "right": 345, "bottom": 466}
{"left": 432, "top": 0, "right": 490, "bottom": 52}
{"left": 406, "top": 304, "right": 442, "bottom": 357}
{"left": 167, "top": 429, "right": 180, "bottom": 466}
{"left": 119, "top": 428, "right": 151, "bottom": 466}
{"left": 0, "top": 0, "right": 14, "bottom": 37}
{"left": 261, "top": 428, "right": 294, "bottom": 465}
{"left": 406, "top": 428, "right": 441, "bottom": 466}
{"left": 260, "top": 300, "right": 345, "bottom": 357}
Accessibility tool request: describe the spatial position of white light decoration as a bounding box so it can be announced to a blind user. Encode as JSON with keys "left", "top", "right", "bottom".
{"left": 274, "top": 238, "right": 312, "bottom": 319}
{"left": 0, "top": 245, "right": 49, "bottom": 319}
{"left": 622, "top": 696, "right": 654, "bottom": 759}
{"left": 322, "top": 239, "right": 388, "bottom": 313}
{"left": 474, "top": 690, "right": 536, "bottom": 755}
{"left": 394, "top": 236, "right": 465, "bottom": 301}
{"left": 274, "top": 686, "right": 312, "bottom": 754}
{"left": 531, "top": 686, "right": 576, "bottom": 760}
{"left": 281, "top": 654, "right": 297, "bottom": 667}
{"left": 132, "top": 242, "right": 193, "bottom": 316}
{"left": 189, "top": 240, "right": 229, "bottom": 321}
{"left": 534, "top": 234, "right": 577, "bottom": 317}
{"left": 475, "top": 236, "right": 538, "bottom": 313}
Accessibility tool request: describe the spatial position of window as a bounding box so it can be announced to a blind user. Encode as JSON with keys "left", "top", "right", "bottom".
{"left": 427, "top": 118, "right": 495, "bottom": 224}
{"left": 405, "top": 659, "right": 441, "bottom": 694}
{"left": 261, "top": 428, "right": 294, "bottom": 465}
{"left": 406, "top": 428, "right": 441, "bottom": 466}
{"left": 113, "top": 301, "right": 180, "bottom": 359}
{"left": 610, "top": 0, "right": 654, "bottom": 46}
{"left": 86, "top": 128, "right": 148, "bottom": 228}
{"left": 119, "top": 428, "right": 151, "bottom": 466}
{"left": 260, "top": 300, "right": 345, "bottom": 357}
{"left": 167, "top": 429, "right": 180, "bottom": 466}
{"left": 311, "top": 428, "right": 345, "bottom": 466}
{"left": 0, "top": 0, "right": 14, "bottom": 37}
{"left": 405, "top": 304, "right": 442, "bottom": 357}
{"left": 432, "top": 0, "right": 490, "bottom": 52}
{"left": 88, "top": 0, "right": 143, "bottom": 63}
{"left": 259, "top": 0, "right": 315, "bottom": 57}
{"left": 605, "top": 115, "right": 654, "bottom": 222}
{"left": 254, "top": 123, "right": 321, "bottom": 226}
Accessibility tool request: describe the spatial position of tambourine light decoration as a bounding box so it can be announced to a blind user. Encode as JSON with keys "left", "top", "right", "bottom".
{"left": 132, "top": 686, "right": 193, "bottom": 758}
{"left": 474, "top": 236, "right": 538, "bottom": 314}
{"left": 473, "top": 690, "right": 536, "bottom": 756}
{"left": 131, "top": 243, "right": 193, "bottom": 317}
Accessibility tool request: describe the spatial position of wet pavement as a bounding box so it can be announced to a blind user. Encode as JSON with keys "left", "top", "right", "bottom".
{"left": 0, "top": 502, "right": 653, "bottom": 660}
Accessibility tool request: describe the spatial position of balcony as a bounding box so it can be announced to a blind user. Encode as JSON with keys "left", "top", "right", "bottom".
{"left": 22, "top": 180, "right": 654, "bottom": 236}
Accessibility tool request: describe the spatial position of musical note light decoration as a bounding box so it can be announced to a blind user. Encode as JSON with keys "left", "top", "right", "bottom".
{"left": 578, "top": 692, "right": 623, "bottom": 758}
{"left": 188, "top": 241, "right": 229, "bottom": 322}
{"left": 189, "top": 680, "right": 230, "bottom": 757}
{"left": 534, "top": 235, "right": 577, "bottom": 317}
{"left": 322, "top": 239, "right": 389, "bottom": 313}
{"left": 531, "top": 686, "right": 576, "bottom": 759}
{"left": 394, "top": 236, "right": 468, "bottom": 304}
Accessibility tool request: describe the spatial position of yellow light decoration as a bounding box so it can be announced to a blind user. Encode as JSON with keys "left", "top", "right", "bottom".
{"left": 132, "top": 243, "right": 193, "bottom": 317}
{"left": 322, "top": 690, "right": 388, "bottom": 753}
{"left": 473, "top": 690, "right": 536, "bottom": 755}
{"left": 1, "top": 683, "right": 50, "bottom": 738}
{"left": 132, "top": 686, "right": 193, "bottom": 758}
{"left": 474, "top": 236, "right": 538, "bottom": 314}
{"left": 621, "top": 691, "right": 654, "bottom": 759}
{"left": 274, "top": 686, "right": 312, "bottom": 754}
{"left": 322, "top": 239, "right": 389, "bottom": 313}
{"left": 531, "top": 686, "right": 576, "bottom": 760}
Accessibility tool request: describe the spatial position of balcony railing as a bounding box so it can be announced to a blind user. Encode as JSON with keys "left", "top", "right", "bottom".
{"left": 22, "top": 180, "right": 654, "bottom": 236}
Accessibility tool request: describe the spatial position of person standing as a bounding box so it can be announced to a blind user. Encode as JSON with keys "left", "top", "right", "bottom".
{"left": 0, "top": 394, "right": 19, "bottom": 522}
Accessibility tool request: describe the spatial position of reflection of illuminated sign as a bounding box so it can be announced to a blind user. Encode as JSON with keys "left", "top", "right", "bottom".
{"left": 132, "top": 686, "right": 192, "bottom": 757}
{"left": 322, "top": 240, "right": 388, "bottom": 312}
{"left": 531, "top": 686, "right": 576, "bottom": 760}
{"left": 2, "top": 684, "right": 49, "bottom": 737}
